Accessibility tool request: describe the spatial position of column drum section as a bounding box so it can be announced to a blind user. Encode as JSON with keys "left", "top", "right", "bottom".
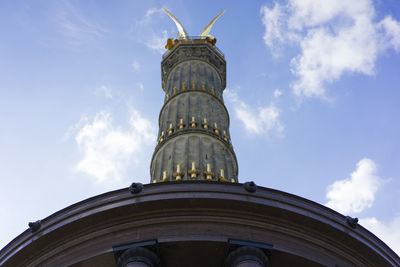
{"left": 150, "top": 42, "right": 238, "bottom": 183}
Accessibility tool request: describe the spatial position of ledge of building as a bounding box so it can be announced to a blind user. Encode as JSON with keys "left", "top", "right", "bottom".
{"left": 0, "top": 182, "right": 399, "bottom": 266}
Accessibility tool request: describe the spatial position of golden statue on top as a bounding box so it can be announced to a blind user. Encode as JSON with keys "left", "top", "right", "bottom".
{"left": 163, "top": 8, "right": 225, "bottom": 50}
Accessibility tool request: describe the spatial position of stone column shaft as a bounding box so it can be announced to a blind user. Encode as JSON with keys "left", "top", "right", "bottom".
{"left": 150, "top": 41, "right": 238, "bottom": 183}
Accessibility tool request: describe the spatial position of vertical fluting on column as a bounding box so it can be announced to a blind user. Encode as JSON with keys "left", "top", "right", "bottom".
{"left": 150, "top": 41, "right": 238, "bottom": 183}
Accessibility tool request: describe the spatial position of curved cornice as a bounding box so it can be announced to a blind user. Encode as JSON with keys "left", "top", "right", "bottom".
{"left": 0, "top": 183, "right": 398, "bottom": 266}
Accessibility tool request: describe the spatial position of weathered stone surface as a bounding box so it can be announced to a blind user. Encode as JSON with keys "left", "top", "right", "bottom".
{"left": 151, "top": 133, "right": 238, "bottom": 182}
{"left": 158, "top": 92, "right": 229, "bottom": 132}
{"left": 165, "top": 60, "right": 223, "bottom": 97}
{"left": 161, "top": 44, "right": 226, "bottom": 91}
{"left": 151, "top": 41, "right": 237, "bottom": 183}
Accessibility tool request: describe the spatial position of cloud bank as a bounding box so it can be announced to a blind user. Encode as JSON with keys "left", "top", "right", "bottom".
{"left": 360, "top": 216, "right": 400, "bottom": 256}
{"left": 261, "top": 0, "right": 400, "bottom": 99}
{"left": 325, "top": 158, "right": 382, "bottom": 214}
{"left": 74, "top": 108, "right": 155, "bottom": 187}
{"left": 135, "top": 8, "right": 170, "bottom": 54}
{"left": 225, "top": 90, "right": 284, "bottom": 137}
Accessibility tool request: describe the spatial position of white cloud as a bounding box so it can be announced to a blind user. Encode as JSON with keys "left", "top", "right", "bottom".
{"left": 131, "top": 60, "right": 141, "bottom": 72}
{"left": 74, "top": 109, "right": 155, "bottom": 187}
{"left": 360, "top": 216, "right": 400, "bottom": 256}
{"left": 273, "top": 89, "right": 283, "bottom": 98}
{"left": 96, "top": 85, "right": 112, "bottom": 99}
{"left": 140, "top": 7, "right": 164, "bottom": 25}
{"left": 260, "top": 0, "right": 400, "bottom": 99}
{"left": 260, "top": 3, "right": 287, "bottom": 57}
{"left": 144, "top": 30, "right": 169, "bottom": 54}
{"left": 225, "top": 90, "right": 284, "bottom": 137}
{"left": 135, "top": 7, "right": 170, "bottom": 54}
{"left": 137, "top": 82, "right": 144, "bottom": 91}
{"left": 325, "top": 158, "right": 382, "bottom": 214}
{"left": 55, "top": 1, "right": 108, "bottom": 47}
{"left": 378, "top": 15, "right": 400, "bottom": 52}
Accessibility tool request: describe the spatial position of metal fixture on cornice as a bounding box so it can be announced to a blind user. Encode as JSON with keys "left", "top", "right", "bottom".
{"left": 28, "top": 220, "right": 41, "bottom": 233}
{"left": 346, "top": 216, "right": 358, "bottom": 229}
{"left": 129, "top": 182, "right": 143, "bottom": 194}
{"left": 244, "top": 181, "right": 257, "bottom": 193}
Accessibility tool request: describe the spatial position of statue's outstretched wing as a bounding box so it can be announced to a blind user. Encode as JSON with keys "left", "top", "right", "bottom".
{"left": 199, "top": 9, "right": 226, "bottom": 38}
{"left": 163, "top": 8, "right": 188, "bottom": 40}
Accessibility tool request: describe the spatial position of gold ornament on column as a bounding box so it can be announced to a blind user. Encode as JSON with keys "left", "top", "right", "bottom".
{"left": 177, "top": 118, "right": 185, "bottom": 130}
{"left": 190, "top": 116, "right": 197, "bottom": 128}
{"left": 173, "top": 164, "right": 184, "bottom": 181}
{"left": 202, "top": 118, "right": 209, "bottom": 130}
{"left": 204, "top": 163, "right": 215, "bottom": 181}
{"left": 158, "top": 131, "right": 165, "bottom": 143}
{"left": 167, "top": 123, "right": 174, "bottom": 135}
{"left": 161, "top": 171, "right": 170, "bottom": 182}
{"left": 223, "top": 130, "right": 229, "bottom": 142}
{"left": 218, "top": 169, "right": 228, "bottom": 182}
{"left": 188, "top": 161, "right": 200, "bottom": 179}
{"left": 213, "top": 123, "right": 220, "bottom": 135}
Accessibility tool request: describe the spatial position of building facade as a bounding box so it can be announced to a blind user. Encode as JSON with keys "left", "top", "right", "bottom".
{"left": 0, "top": 37, "right": 399, "bottom": 267}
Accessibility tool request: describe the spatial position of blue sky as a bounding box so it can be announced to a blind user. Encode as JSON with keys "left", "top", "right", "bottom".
{"left": 1, "top": 0, "right": 400, "bottom": 254}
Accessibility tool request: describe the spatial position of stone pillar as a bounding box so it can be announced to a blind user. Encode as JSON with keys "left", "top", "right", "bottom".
{"left": 117, "top": 247, "right": 160, "bottom": 267}
{"left": 225, "top": 246, "right": 269, "bottom": 267}
{"left": 150, "top": 41, "right": 238, "bottom": 183}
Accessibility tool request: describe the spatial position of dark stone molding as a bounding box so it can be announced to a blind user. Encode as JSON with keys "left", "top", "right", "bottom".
{"left": 161, "top": 43, "right": 226, "bottom": 91}
{"left": 1, "top": 183, "right": 399, "bottom": 266}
